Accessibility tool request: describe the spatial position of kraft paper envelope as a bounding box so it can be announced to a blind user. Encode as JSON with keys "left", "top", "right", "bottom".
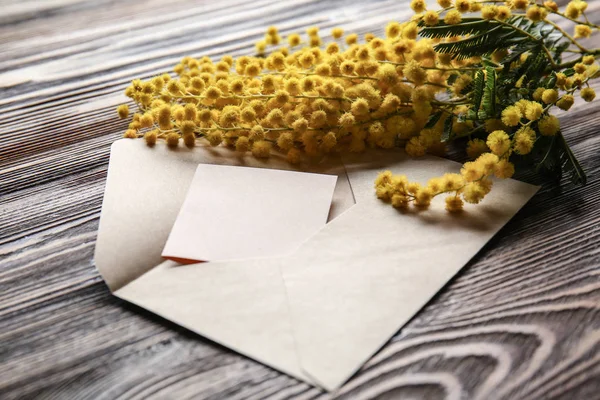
{"left": 162, "top": 164, "right": 338, "bottom": 263}
{"left": 95, "top": 139, "right": 538, "bottom": 391}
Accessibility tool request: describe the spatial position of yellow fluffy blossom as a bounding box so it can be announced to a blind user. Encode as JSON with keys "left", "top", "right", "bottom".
{"left": 351, "top": 98, "right": 370, "bottom": 116}
{"left": 501, "top": 105, "right": 522, "bottom": 126}
{"left": 511, "top": 0, "right": 528, "bottom": 9}
{"left": 117, "top": 104, "right": 129, "bottom": 119}
{"left": 183, "top": 132, "right": 196, "bottom": 148}
{"left": 410, "top": 0, "right": 426, "bottom": 13}
{"left": 391, "top": 194, "right": 409, "bottom": 209}
{"left": 557, "top": 94, "right": 575, "bottom": 110}
{"left": 541, "top": 89, "right": 559, "bottom": 104}
{"left": 526, "top": 5, "right": 545, "bottom": 22}
{"left": 475, "top": 153, "right": 500, "bottom": 175}
{"left": 537, "top": 114, "right": 560, "bottom": 136}
{"left": 144, "top": 130, "right": 158, "bottom": 146}
{"left": 405, "top": 137, "right": 427, "bottom": 157}
{"left": 574, "top": 25, "right": 592, "bottom": 39}
{"left": 166, "top": 132, "right": 180, "bottom": 148}
{"left": 252, "top": 140, "right": 271, "bottom": 158}
{"left": 286, "top": 148, "right": 302, "bottom": 164}
{"left": 494, "top": 159, "right": 515, "bottom": 179}
{"left": 385, "top": 22, "right": 401, "bottom": 38}
{"left": 235, "top": 136, "right": 250, "bottom": 152}
{"left": 466, "top": 139, "right": 489, "bottom": 159}
{"left": 581, "top": 87, "right": 596, "bottom": 102}
{"left": 460, "top": 161, "right": 484, "bottom": 182}
{"left": 287, "top": 33, "right": 301, "bottom": 47}
{"left": 524, "top": 101, "right": 544, "bottom": 121}
{"left": 124, "top": 128, "right": 139, "bottom": 138}
{"left": 582, "top": 55, "right": 595, "bottom": 65}
{"left": 455, "top": 0, "right": 472, "bottom": 13}
{"left": 445, "top": 196, "right": 464, "bottom": 212}
{"left": 423, "top": 11, "right": 440, "bottom": 26}
{"left": 403, "top": 59, "right": 427, "bottom": 85}
{"left": 486, "top": 130, "right": 511, "bottom": 155}
{"left": 277, "top": 132, "right": 295, "bottom": 151}
{"left": 462, "top": 182, "right": 486, "bottom": 204}
{"left": 332, "top": 27, "right": 344, "bottom": 39}
{"left": 543, "top": 1, "right": 558, "bottom": 12}
{"left": 513, "top": 126, "right": 535, "bottom": 154}
{"left": 481, "top": 5, "right": 498, "bottom": 19}
{"left": 206, "top": 131, "right": 223, "bottom": 147}
{"left": 574, "top": 62, "right": 587, "bottom": 74}
{"left": 565, "top": 2, "right": 582, "bottom": 19}
{"left": 402, "top": 22, "right": 419, "bottom": 40}
{"left": 496, "top": 6, "right": 511, "bottom": 20}
{"left": 470, "top": 2, "right": 482, "bottom": 12}
{"left": 444, "top": 10, "right": 462, "bottom": 24}
{"left": 345, "top": 33, "right": 358, "bottom": 45}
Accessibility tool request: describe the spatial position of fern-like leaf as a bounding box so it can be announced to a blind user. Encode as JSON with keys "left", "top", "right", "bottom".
{"left": 424, "top": 111, "right": 443, "bottom": 129}
{"left": 500, "top": 41, "right": 539, "bottom": 71}
{"left": 418, "top": 18, "right": 494, "bottom": 38}
{"left": 535, "top": 133, "right": 587, "bottom": 185}
{"left": 441, "top": 115, "right": 454, "bottom": 142}
{"left": 558, "top": 133, "right": 587, "bottom": 185}
{"left": 481, "top": 66, "right": 496, "bottom": 116}
{"left": 471, "top": 70, "right": 485, "bottom": 117}
{"left": 433, "top": 25, "right": 526, "bottom": 59}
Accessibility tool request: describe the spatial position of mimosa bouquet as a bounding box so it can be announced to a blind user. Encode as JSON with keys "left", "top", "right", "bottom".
{"left": 116, "top": 0, "right": 598, "bottom": 212}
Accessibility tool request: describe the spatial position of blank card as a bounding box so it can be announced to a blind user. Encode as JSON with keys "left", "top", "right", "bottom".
{"left": 162, "top": 164, "right": 338, "bottom": 264}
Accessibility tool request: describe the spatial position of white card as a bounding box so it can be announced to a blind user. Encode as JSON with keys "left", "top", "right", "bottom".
{"left": 162, "top": 164, "right": 338, "bottom": 263}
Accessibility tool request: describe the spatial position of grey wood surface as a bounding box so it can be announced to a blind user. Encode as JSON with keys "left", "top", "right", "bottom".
{"left": 1, "top": 1, "right": 599, "bottom": 399}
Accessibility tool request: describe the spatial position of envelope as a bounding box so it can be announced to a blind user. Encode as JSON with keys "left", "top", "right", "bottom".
{"left": 95, "top": 139, "right": 538, "bottom": 391}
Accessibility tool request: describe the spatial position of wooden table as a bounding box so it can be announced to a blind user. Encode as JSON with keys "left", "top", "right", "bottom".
{"left": 1, "top": 1, "right": 599, "bottom": 399}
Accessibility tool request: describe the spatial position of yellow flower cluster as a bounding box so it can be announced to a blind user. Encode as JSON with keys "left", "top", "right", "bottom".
{"left": 374, "top": 149, "right": 509, "bottom": 212}
{"left": 117, "top": 0, "right": 599, "bottom": 212}
{"left": 118, "top": 20, "right": 478, "bottom": 164}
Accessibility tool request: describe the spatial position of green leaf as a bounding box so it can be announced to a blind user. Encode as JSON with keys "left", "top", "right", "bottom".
{"left": 535, "top": 135, "right": 561, "bottom": 179}
{"left": 558, "top": 133, "right": 587, "bottom": 185}
{"left": 419, "top": 18, "right": 494, "bottom": 38}
{"left": 472, "top": 70, "right": 485, "bottom": 117}
{"left": 481, "top": 66, "right": 496, "bottom": 116}
{"left": 476, "top": 110, "right": 489, "bottom": 120}
{"left": 441, "top": 116, "right": 454, "bottom": 142}
{"left": 553, "top": 41, "right": 570, "bottom": 64}
{"left": 535, "top": 133, "right": 587, "bottom": 185}
{"left": 500, "top": 42, "right": 539, "bottom": 72}
{"left": 424, "top": 111, "right": 443, "bottom": 129}
{"left": 520, "top": 51, "right": 548, "bottom": 83}
{"left": 433, "top": 25, "right": 525, "bottom": 60}
{"left": 544, "top": 72, "right": 557, "bottom": 89}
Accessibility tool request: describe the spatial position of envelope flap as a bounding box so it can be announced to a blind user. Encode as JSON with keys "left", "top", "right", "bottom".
{"left": 114, "top": 259, "right": 320, "bottom": 385}
{"left": 280, "top": 150, "right": 539, "bottom": 390}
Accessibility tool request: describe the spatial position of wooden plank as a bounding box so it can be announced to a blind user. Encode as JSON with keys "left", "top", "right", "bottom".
{"left": 1, "top": 0, "right": 599, "bottom": 399}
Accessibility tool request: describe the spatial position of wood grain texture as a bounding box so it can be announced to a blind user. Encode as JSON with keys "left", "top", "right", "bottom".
{"left": 1, "top": 1, "right": 599, "bottom": 399}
